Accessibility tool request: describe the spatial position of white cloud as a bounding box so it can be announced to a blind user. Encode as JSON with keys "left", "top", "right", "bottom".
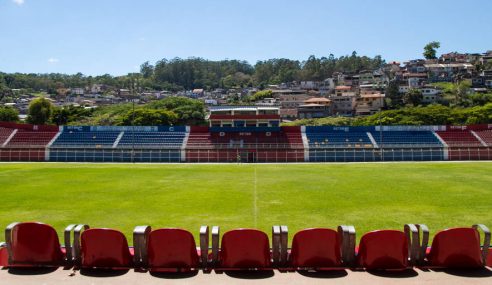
{"left": 138, "top": 37, "right": 146, "bottom": 41}
{"left": 12, "top": 0, "right": 25, "bottom": 6}
{"left": 48, "top": 58, "right": 59, "bottom": 64}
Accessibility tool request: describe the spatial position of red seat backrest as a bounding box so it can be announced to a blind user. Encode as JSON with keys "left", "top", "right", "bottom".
{"left": 10, "top": 222, "right": 64, "bottom": 266}
{"left": 81, "top": 228, "right": 132, "bottom": 269}
{"left": 147, "top": 228, "right": 199, "bottom": 270}
{"left": 428, "top": 228, "right": 483, "bottom": 268}
{"left": 290, "top": 228, "right": 342, "bottom": 268}
{"left": 357, "top": 230, "right": 408, "bottom": 270}
{"left": 220, "top": 229, "right": 271, "bottom": 268}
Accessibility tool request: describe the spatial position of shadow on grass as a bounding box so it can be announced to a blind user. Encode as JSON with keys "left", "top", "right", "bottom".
{"left": 7, "top": 267, "right": 58, "bottom": 275}
{"left": 79, "top": 268, "right": 129, "bottom": 277}
{"left": 224, "top": 270, "right": 275, "bottom": 279}
{"left": 150, "top": 271, "right": 199, "bottom": 279}
{"left": 366, "top": 269, "right": 418, "bottom": 278}
{"left": 298, "top": 269, "right": 348, "bottom": 278}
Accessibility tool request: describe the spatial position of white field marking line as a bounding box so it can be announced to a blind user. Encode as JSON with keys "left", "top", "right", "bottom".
{"left": 254, "top": 165, "right": 258, "bottom": 228}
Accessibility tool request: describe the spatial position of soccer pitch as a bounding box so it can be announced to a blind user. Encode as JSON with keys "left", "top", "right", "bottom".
{"left": 1, "top": 162, "right": 491, "bottom": 242}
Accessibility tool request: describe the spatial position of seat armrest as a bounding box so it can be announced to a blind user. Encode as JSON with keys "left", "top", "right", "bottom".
{"left": 280, "top": 225, "right": 288, "bottom": 265}
{"left": 404, "top": 224, "right": 419, "bottom": 265}
{"left": 133, "top": 225, "right": 151, "bottom": 269}
{"left": 5, "top": 222, "right": 19, "bottom": 265}
{"left": 199, "top": 226, "right": 209, "bottom": 268}
{"left": 272, "top": 225, "right": 281, "bottom": 266}
{"left": 211, "top": 226, "right": 220, "bottom": 266}
{"left": 64, "top": 224, "right": 77, "bottom": 264}
{"left": 415, "top": 224, "right": 429, "bottom": 265}
{"left": 473, "top": 224, "right": 490, "bottom": 266}
{"left": 338, "top": 225, "right": 356, "bottom": 266}
{"left": 73, "top": 224, "right": 90, "bottom": 267}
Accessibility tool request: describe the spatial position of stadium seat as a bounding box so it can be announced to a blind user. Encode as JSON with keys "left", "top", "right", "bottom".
{"left": 213, "top": 228, "right": 272, "bottom": 270}
{"left": 133, "top": 226, "right": 202, "bottom": 272}
{"left": 356, "top": 225, "right": 418, "bottom": 270}
{"left": 78, "top": 227, "right": 133, "bottom": 269}
{"left": 3, "top": 222, "right": 66, "bottom": 267}
{"left": 418, "top": 224, "right": 490, "bottom": 268}
{"left": 288, "top": 228, "right": 346, "bottom": 270}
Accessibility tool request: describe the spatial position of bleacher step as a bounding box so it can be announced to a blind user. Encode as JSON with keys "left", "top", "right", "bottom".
{"left": 470, "top": 131, "right": 488, "bottom": 147}
{"left": 112, "top": 132, "right": 125, "bottom": 148}
{"left": 2, "top": 129, "right": 17, "bottom": 147}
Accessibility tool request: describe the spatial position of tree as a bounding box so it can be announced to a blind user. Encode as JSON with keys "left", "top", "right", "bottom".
{"left": 403, "top": 89, "right": 423, "bottom": 106}
{"left": 0, "top": 106, "right": 18, "bottom": 122}
{"left": 146, "top": 97, "right": 206, "bottom": 125}
{"left": 0, "top": 83, "right": 13, "bottom": 101}
{"left": 452, "top": 80, "right": 471, "bottom": 106}
{"left": 249, "top": 90, "right": 273, "bottom": 102}
{"left": 27, "top": 97, "right": 53, "bottom": 125}
{"left": 121, "top": 108, "right": 177, "bottom": 126}
{"left": 385, "top": 79, "right": 402, "bottom": 107}
{"left": 423, "top": 41, "right": 441, "bottom": 60}
{"left": 51, "top": 107, "right": 70, "bottom": 125}
{"left": 140, "top": 61, "right": 154, "bottom": 79}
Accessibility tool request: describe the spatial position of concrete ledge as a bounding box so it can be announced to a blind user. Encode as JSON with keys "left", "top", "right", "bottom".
{"left": 0, "top": 267, "right": 491, "bottom": 285}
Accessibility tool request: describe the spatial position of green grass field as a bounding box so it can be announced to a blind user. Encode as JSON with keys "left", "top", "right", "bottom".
{"left": 1, "top": 162, "right": 491, "bottom": 243}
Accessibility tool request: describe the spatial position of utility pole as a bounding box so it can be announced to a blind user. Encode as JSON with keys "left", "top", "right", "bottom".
{"left": 379, "top": 94, "right": 384, "bottom": 161}
{"left": 131, "top": 75, "right": 136, "bottom": 163}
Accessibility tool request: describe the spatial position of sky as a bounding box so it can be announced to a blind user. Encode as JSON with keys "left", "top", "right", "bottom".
{"left": 1, "top": 0, "right": 491, "bottom": 76}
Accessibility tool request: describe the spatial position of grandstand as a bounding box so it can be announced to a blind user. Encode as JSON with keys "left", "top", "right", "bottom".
{"left": 475, "top": 129, "right": 492, "bottom": 146}
{"left": 1, "top": 121, "right": 492, "bottom": 162}
{"left": 436, "top": 127, "right": 490, "bottom": 160}
{"left": 48, "top": 126, "right": 187, "bottom": 162}
{"left": 0, "top": 122, "right": 58, "bottom": 161}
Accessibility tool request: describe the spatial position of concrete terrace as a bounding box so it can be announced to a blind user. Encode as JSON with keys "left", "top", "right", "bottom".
{"left": 1, "top": 268, "right": 492, "bottom": 285}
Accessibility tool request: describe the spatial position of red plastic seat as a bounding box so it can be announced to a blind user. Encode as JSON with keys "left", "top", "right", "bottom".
{"left": 427, "top": 228, "right": 483, "bottom": 268}
{"left": 289, "top": 228, "right": 342, "bottom": 269}
{"left": 219, "top": 229, "right": 271, "bottom": 269}
{"left": 81, "top": 228, "right": 133, "bottom": 269}
{"left": 147, "top": 228, "right": 200, "bottom": 271}
{"left": 357, "top": 230, "right": 409, "bottom": 270}
{"left": 6, "top": 222, "right": 64, "bottom": 267}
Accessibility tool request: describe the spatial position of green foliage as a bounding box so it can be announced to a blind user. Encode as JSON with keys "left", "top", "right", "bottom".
{"left": 27, "top": 97, "right": 53, "bottom": 125}
{"left": 71, "top": 104, "right": 133, "bottom": 126}
{"left": 0, "top": 106, "right": 19, "bottom": 122}
{"left": 153, "top": 58, "right": 254, "bottom": 90}
{"left": 68, "top": 97, "right": 206, "bottom": 126}
{"left": 146, "top": 97, "right": 206, "bottom": 125}
{"left": 468, "top": 93, "right": 492, "bottom": 106}
{"left": 403, "top": 88, "right": 423, "bottom": 106}
{"left": 423, "top": 41, "right": 441, "bottom": 59}
{"left": 248, "top": 90, "right": 273, "bottom": 102}
{"left": 254, "top": 54, "right": 384, "bottom": 86}
{"left": 452, "top": 80, "right": 471, "bottom": 105}
{"left": 282, "top": 116, "right": 353, "bottom": 126}
{"left": 286, "top": 104, "right": 492, "bottom": 126}
{"left": 121, "top": 108, "right": 178, "bottom": 126}
{"left": 385, "top": 80, "right": 402, "bottom": 107}
{"left": 51, "top": 105, "right": 93, "bottom": 126}
{"left": 1, "top": 53, "right": 386, "bottom": 92}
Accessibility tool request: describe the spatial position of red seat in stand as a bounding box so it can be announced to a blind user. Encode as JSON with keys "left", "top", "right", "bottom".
{"left": 218, "top": 229, "right": 271, "bottom": 269}
{"left": 426, "top": 227, "right": 486, "bottom": 268}
{"left": 357, "top": 230, "right": 409, "bottom": 270}
{"left": 80, "top": 228, "right": 133, "bottom": 269}
{"left": 147, "top": 228, "right": 200, "bottom": 271}
{"left": 4, "top": 222, "right": 65, "bottom": 267}
{"left": 289, "top": 228, "right": 342, "bottom": 269}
